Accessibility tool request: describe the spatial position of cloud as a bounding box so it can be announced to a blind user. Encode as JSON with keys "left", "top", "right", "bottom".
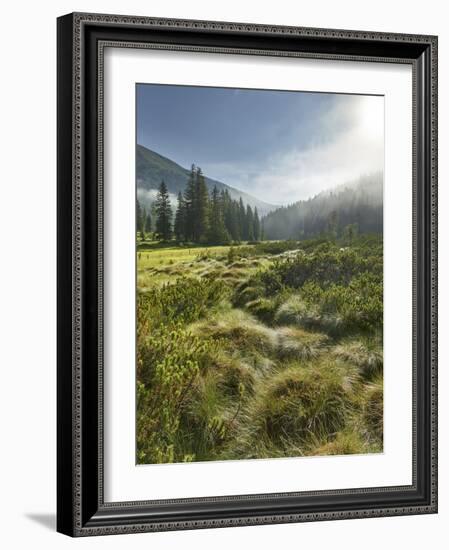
{"left": 203, "top": 95, "right": 384, "bottom": 205}
{"left": 137, "top": 188, "right": 178, "bottom": 209}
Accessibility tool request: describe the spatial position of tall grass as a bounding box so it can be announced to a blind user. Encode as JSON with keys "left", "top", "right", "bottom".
{"left": 136, "top": 237, "right": 384, "bottom": 463}
{"left": 225, "top": 358, "right": 359, "bottom": 459}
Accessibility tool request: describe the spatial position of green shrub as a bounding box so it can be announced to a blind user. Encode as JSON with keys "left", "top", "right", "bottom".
{"left": 261, "top": 244, "right": 382, "bottom": 290}
{"left": 274, "top": 273, "right": 383, "bottom": 336}
{"left": 300, "top": 274, "right": 383, "bottom": 334}
{"left": 137, "top": 277, "right": 228, "bottom": 333}
{"left": 136, "top": 324, "right": 217, "bottom": 464}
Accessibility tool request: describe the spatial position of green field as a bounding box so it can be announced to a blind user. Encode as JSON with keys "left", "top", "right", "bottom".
{"left": 136, "top": 237, "right": 383, "bottom": 464}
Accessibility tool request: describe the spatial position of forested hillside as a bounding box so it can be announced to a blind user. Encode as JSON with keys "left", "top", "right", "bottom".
{"left": 137, "top": 144, "right": 276, "bottom": 215}
{"left": 262, "top": 173, "right": 383, "bottom": 240}
{"left": 137, "top": 165, "right": 262, "bottom": 244}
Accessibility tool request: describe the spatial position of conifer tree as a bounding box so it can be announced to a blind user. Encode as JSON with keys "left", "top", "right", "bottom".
{"left": 141, "top": 207, "right": 148, "bottom": 240}
{"left": 239, "top": 198, "right": 246, "bottom": 240}
{"left": 253, "top": 207, "right": 260, "bottom": 241}
{"left": 207, "top": 186, "right": 230, "bottom": 244}
{"left": 183, "top": 165, "right": 196, "bottom": 242}
{"left": 193, "top": 167, "right": 209, "bottom": 242}
{"left": 137, "top": 199, "right": 145, "bottom": 240}
{"left": 231, "top": 200, "right": 241, "bottom": 242}
{"left": 145, "top": 210, "right": 152, "bottom": 237}
{"left": 154, "top": 180, "right": 173, "bottom": 241}
{"left": 174, "top": 192, "right": 186, "bottom": 242}
{"left": 246, "top": 205, "right": 254, "bottom": 241}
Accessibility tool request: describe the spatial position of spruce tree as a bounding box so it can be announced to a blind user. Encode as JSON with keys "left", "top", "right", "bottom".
{"left": 136, "top": 199, "right": 145, "bottom": 240}
{"left": 174, "top": 192, "right": 186, "bottom": 242}
{"left": 193, "top": 167, "right": 209, "bottom": 242}
{"left": 207, "top": 186, "right": 230, "bottom": 244}
{"left": 246, "top": 205, "right": 254, "bottom": 241}
{"left": 230, "top": 200, "right": 241, "bottom": 242}
{"left": 142, "top": 207, "right": 147, "bottom": 241}
{"left": 183, "top": 165, "right": 196, "bottom": 242}
{"left": 239, "top": 198, "right": 246, "bottom": 240}
{"left": 253, "top": 207, "right": 260, "bottom": 241}
{"left": 154, "top": 181, "right": 173, "bottom": 241}
{"left": 145, "top": 210, "right": 152, "bottom": 237}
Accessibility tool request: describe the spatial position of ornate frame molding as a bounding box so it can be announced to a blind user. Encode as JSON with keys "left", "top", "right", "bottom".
{"left": 57, "top": 12, "right": 437, "bottom": 537}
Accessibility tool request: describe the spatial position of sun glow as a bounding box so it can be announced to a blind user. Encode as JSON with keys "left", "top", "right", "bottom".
{"left": 357, "top": 96, "right": 384, "bottom": 142}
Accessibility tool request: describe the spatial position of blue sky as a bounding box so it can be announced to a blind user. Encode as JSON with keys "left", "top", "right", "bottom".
{"left": 137, "top": 84, "right": 383, "bottom": 205}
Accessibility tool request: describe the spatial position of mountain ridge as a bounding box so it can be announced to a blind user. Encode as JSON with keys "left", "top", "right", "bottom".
{"left": 136, "top": 144, "right": 277, "bottom": 215}
{"left": 262, "top": 173, "right": 383, "bottom": 240}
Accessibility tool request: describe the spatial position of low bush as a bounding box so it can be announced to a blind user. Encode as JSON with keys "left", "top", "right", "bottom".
{"left": 137, "top": 277, "right": 228, "bottom": 333}
{"left": 260, "top": 244, "right": 382, "bottom": 291}
{"left": 136, "top": 323, "right": 217, "bottom": 464}
{"left": 274, "top": 273, "right": 382, "bottom": 336}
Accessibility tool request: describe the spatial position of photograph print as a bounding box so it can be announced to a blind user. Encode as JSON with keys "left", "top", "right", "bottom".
{"left": 136, "top": 84, "right": 384, "bottom": 465}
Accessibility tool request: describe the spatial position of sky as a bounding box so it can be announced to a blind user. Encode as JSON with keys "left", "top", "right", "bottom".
{"left": 137, "top": 84, "right": 384, "bottom": 206}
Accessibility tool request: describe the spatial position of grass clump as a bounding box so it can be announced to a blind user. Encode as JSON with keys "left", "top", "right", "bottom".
{"left": 189, "top": 308, "right": 278, "bottom": 356}
{"left": 311, "top": 431, "right": 368, "bottom": 456}
{"left": 177, "top": 370, "right": 231, "bottom": 461}
{"left": 244, "top": 297, "right": 278, "bottom": 324}
{"left": 362, "top": 376, "right": 383, "bottom": 444}
{"left": 333, "top": 338, "right": 383, "bottom": 379}
{"left": 227, "top": 358, "right": 358, "bottom": 458}
{"left": 205, "top": 350, "right": 257, "bottom": 398}
{"left": 232, "top": 280, "right": 265, "bottom": 307}
{"left": 275, "top": 295, "right": 321, "bottom": 328}
{"left": 276, "top": 327, "right": 328, "bottom": 360}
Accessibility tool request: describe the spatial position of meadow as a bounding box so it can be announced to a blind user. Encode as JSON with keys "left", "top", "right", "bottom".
{"left": 136, "top": 236, "right": 383, "bottom": 464}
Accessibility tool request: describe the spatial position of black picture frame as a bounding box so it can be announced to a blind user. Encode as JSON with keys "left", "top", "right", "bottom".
{"left": 57, "top": 12, "right": 438, "bottom": 537}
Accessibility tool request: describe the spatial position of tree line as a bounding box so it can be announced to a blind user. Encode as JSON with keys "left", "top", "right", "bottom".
{"left": 137, "top": 164, "right": 263, "bottom": 244}
{"left": 262, "top": 173, "right": 383, "bottom": 240}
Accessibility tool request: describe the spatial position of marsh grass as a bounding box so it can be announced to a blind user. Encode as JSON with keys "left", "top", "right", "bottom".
{"left": 136, "top": 239, "right": 384, "bottom": 463}
{"left": 311, "top": 430, "right": 369, "bottom": 456}
{"left": 362, "top": 375, "right": 383, "bottom": 444}
{"left": 224, "top": 358, "right": 360, "bottom": 459}
{"left": 189, "top": 308, "right": 279, "bottom": 356}
{"left": 276, "top": 327, "right": 329, "bottom": 360}
{"left": 333, "top": 338, "right": 383, "bottom": 379}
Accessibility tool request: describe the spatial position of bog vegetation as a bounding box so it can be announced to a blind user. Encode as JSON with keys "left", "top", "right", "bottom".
{"left": 136, "top": 170, "right": 383, "bottom": 464}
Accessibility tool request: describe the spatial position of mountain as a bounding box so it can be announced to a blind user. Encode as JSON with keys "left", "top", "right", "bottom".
{"left": 136, "top": 144, "right": 276, "bottom": 215}
{"left": 262, "top": 173, "right": 383, "bottom": 240}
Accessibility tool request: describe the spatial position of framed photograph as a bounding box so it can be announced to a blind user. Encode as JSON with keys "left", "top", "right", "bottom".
{"left": 57, "top": 12, "right": 438, "bottom": 536}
